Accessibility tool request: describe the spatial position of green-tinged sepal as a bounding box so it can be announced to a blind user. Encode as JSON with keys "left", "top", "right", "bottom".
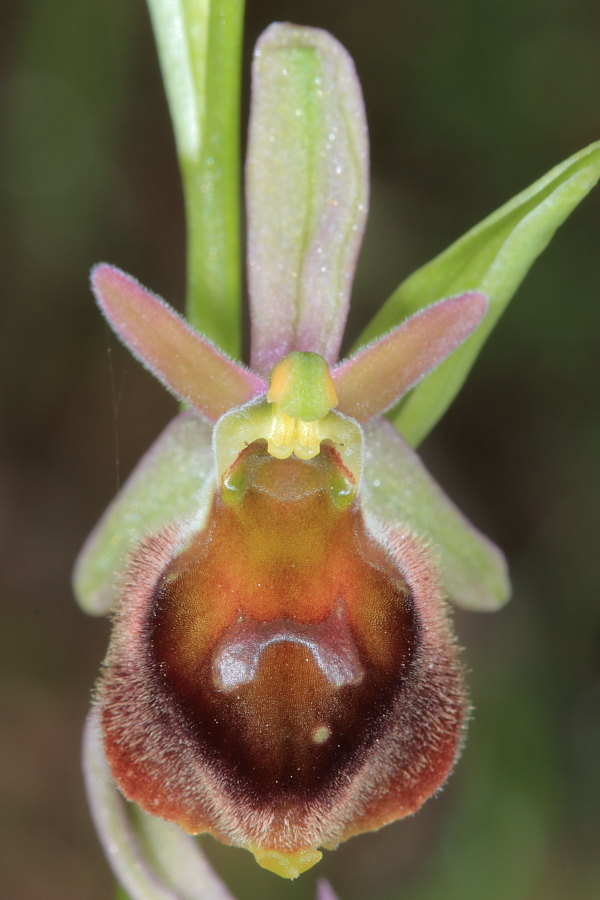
{"left": 73, "top": 413, "right": 214, "bottom": 616}
{"left": 247, "top": 24, "right": 369, "bottom": 375}
{"left": 363, "top": 419, "right": 510, "bottom": 611}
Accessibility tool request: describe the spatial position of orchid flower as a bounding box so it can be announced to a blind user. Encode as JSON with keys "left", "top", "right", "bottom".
{"left": 73, "top": 10, "right": 600, "bottom": 899}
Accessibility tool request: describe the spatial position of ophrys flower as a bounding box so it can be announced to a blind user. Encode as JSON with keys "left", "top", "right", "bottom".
{"left": 75, "top": 19, "right": 599, "bottom": 888}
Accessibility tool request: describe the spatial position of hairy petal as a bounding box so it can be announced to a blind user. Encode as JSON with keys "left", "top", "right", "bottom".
{"left": 362, "top": 419, "right": 510, "bottom": 611}
{"left": 83, "top": 709, "right": 236, "bottom": 900}
{"left": 247, "top": 23, "right": 369, "bottom": 376}
{"left": 73, "top": 412, "right": 214, "bottom": 616}
{"left": 333, "top": 293, "right": 487, "bottom": 420}
{"left": 91, "top": 264, "right": 265, "bottom": 419}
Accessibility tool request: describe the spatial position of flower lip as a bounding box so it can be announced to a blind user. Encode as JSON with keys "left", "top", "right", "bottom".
{"left": 98, "top": 438, "right": 468, "bottom": 860}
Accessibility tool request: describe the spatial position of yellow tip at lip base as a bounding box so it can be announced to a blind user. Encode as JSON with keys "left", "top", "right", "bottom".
{"left": 252, "top": 846, "right": 323, "bottom": 879}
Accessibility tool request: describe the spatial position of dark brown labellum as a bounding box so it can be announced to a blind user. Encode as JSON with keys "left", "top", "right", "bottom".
{"left": 99, "top": 442, "right": 466, "bottom": 866}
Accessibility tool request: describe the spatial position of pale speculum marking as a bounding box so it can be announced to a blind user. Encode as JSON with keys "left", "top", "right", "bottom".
{"left": 212, "top": 603, "right": 365, "bottom": 691}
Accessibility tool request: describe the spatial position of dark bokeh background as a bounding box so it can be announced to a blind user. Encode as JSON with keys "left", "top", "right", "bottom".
{"left": 1, "top": 1, "right": 599, "bottom": 898}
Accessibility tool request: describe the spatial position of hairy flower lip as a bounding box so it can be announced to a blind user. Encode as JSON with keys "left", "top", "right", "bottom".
{"left": 97, "top": 441, "right": 467, "bottom": 869}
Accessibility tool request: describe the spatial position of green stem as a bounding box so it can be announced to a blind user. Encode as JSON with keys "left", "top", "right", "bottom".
{"left": 146, "top": 0, "right": 244, "bottom": 358}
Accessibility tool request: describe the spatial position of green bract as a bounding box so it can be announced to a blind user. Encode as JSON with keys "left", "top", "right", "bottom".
{"left": 357, "top": 142, "right": 600, "bottom": 445}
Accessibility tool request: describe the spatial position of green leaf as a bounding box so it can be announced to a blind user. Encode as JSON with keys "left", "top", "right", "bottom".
{"left": 355, "top": 141, "right": 600, "bottom": 446}
{"left": 73, "top": 413, "right": 213, "bottom": 615}
{"left": 146, "top": 0, "right": 244, "bottom": 357}
{"left": 363, "top": 420, "right": 510, "bottom": 611}
{"left": 246, "top": 23, "right": 369, "bottom": 377}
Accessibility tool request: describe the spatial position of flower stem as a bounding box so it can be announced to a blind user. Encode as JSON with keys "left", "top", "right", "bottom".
{"left": 146, "top": 0, "right": 244, "bottom": 357}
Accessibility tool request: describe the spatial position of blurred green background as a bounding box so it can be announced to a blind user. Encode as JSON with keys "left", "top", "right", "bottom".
{"left": 1, "top": 1, "right": 599, "bottom": 898}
